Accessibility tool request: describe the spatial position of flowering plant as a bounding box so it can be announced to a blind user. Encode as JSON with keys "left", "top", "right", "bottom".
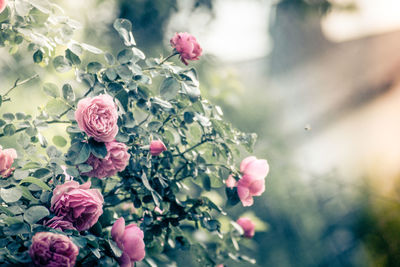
{"left": 0, "top": 1, "right": 269, "bottom": 266}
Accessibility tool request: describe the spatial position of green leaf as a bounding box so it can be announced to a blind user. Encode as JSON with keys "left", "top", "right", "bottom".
{"left": 87, "top": 62, "right": 103, "bottom": 74}
{"left": 3, "top": 124, "right": 16, "bottom": 136}
{"left": 43, "top": 83, "right": 59, "bottom": 98}
{"left": 104, "top": 52, "right": 116, "bottom": 65}
{"left": 23, "top": 206, "right": 49, "bottom": 224}
{"left": 53, "top": 135, "right": 67, "bottom": 147}
{"left": 226, "top": 187, "right": 240, "bottom": 206}
{"left": 19, "top": 177, "right": 51, "bottom": 191}
{"left": 70, "top": 142, "right": 91, "bottom": 165}
{"left": 33, "top": 49, "right": 43, "bottom": 63}
{"left": 184, "top": 112, "right": 194, "bottom": 124}
{"left": 45, "top": 99, "right": 69, "bottom": 116}
{"left": 19, "top": 186, "right": 39, "bottom": 203}
{"left": 53, "top": 56, "right": 72, "bottom": 73}
{"left": 113, "top": 19, "right": 136, "bottom": 46}
{"left": 81, "top": 43, "right": 103, "bottom": 54}
{"left": 117, "top": 49, "right": 134, "bottom": 64}
{"left": 160, "top": 77, "right": 179, "bottom": 100}
{"left": 65, "top": 49, "right": 81, "bottom": 65}
{"left": 88, "top": 138, "right": 107, "bottom": 159}
{"left": 108, "top": 239, "right": 122, "bottom": 257}
{"left": 201, "top": 174, "right": 211, "bottom": 191}
{"left": 0, "top": 187, "right": 22, "bottom": 203}
{"left": 62, "top": 84, "right": 75, "bottom": 102}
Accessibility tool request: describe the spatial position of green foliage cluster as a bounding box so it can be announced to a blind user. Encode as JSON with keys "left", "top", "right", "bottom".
{"left": 0, "top": 1, "right": 262, "bottom": 266}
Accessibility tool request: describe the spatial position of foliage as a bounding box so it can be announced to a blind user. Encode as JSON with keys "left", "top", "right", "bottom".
{"left": 0, "top": 1, "right": 263, "bottom": 266}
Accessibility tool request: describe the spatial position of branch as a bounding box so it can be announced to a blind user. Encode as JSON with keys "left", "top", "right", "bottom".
{"left": 3, "top": 74, "right": 39, "bottom": 97}
{"left": 0, "top": 120, "right": 70, "bottom": 138}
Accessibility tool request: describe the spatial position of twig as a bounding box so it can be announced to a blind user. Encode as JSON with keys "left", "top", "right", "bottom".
{"left": 3, "top": 74, "right": 39, "bottom": 97}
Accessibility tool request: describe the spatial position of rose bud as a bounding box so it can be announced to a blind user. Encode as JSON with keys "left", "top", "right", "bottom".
{"left": 50, "top": 181, "right": 104, "bottom": 231}
{"left": 75, "top": 94, "right": 119, "bottom": 142}
{"left": 150, "top": 140, "right": 167, "bottom": 156}
{"left": 83, "top": 141, "right": 130, "bottom": 179}
{"left": 29, "top": 232, "right": 79, "bottom": 267}
{"left": 237, "top": 156, "right": 269, "bottom": 207}
{"left": 170, "top": 32, "right": 202, "bottom": 65}
{"left": 0, "top": 145, "right": 17, "bottom": 178}
{"left": 236, "top": 217, "right": 256, "bottom": 238}
{"left": 112, "top": 217, "right": 146, "bottom": 264}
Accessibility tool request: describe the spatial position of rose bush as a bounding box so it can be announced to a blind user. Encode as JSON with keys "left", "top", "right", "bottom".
{"left": 0, "top": 1, "right": 270, "bottom": 266}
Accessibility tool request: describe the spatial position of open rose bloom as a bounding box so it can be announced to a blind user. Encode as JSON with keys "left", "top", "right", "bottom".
{"left": 112, "top": 217, "right": 146, "bottom": 265}
{"left": 84, "top": 141, "right": 130, "bottom": 179}
{"left": 75, "top": 94, "right": 119, "bottom": 142}
{"left": 0, "top": 145, "right": 17, "bottom": 178}
{"left": 50, "top": 181, "right": 104, "bottom": 231}
{"left": 29, "top": 232, "right": 79, "bottom": 267}
{"left": 237, "top": 156, "right": 269, "bottom": 207}
{"left": 170, "top": 32, "right": 202, "bottom": 65}
{"left": 0, "top": 0, "right": 7, "bottom": 13}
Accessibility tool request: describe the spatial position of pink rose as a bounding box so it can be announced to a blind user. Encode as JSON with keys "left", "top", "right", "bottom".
{"left": 50, "top": 181, "right": 104, "bottom": 231}
{"left": 150, "top": 140, "right": 167, "bottom": 156}
{"left": 45, "top": 216, "right": 76, "bottom": 231}
{"left": 236, "top": 217, "right": 255, "bottom": 238}
{"left": 0, "top": 145, "right": 17, "bottom": 178}
{"left": 75, "top": 94, "right": 118, "bottom": 142}
{"left": 0, "top": 0, "right": 7, "bottom": 13}
{"left": 237, "top": 156, "right": 269, "bottom": 207}
{"left": 83, "top": 141, "right": 130, "bottom": 179}
{"left": 170, "top": 32, "right": 202, "bottom": 65}
{"left": 29, "top": 232, "right": 79, "bottom": 267}
{"left": 225, "top": 174, "right": 237, "bottom": 188}
{"left": 112, "top": 217, "right": 146, "bottom": 264}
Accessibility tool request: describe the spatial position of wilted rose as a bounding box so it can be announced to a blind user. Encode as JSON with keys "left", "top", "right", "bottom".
{"left": 112, "top": 217, "right": 146, "bottom": 264}
{"left": 170, "top": 32, "right": 202, "bottom": 65}
{"left": 75, "top": 94, "right": 118, "bottom": 142}
{"left": 149, "top": 140, "right": 167, "bottom": 156}
{"left": 236, "top": 156, "right": 269, "bottom": 207}
{"left": 50, "top": 181, "right": 103, "bottom": 231}
{"left": 236, "top": 217, "right": 255, "bottom": 238}
{"left": 84, "top": 141, "right": 130, "bottom": 179}
{"left": 29, "top": 232, "right": 79, "bottom": 267}
{"left": 0, "top": 145, "right": 17, "bottom": 178}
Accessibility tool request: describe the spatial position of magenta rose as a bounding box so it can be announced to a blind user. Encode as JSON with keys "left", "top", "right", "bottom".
{"left": 45, "top": 216, "right": 76, "bottom": 231}
{"left": 112, "top": 217, "right": 146, "bottom": 264}
{"left": 83, "top": 141, "right": 130, "bottom": 179}
{"left": 50, "top": 181, "right": 104, "bottom": 231}
{"left": 0, "top": 145, "right": 17, "bottom": 178}
{"left": 149, "top": 140, "right": 167, "bottom": 156}
{"left": 236, "top": 217, "right": 255, "bottom": 238}
{"left": 170, "top": 32, "right": 202, "bottom": 65}
{"left": 236, "top": 156, "right": 269, "bottom": 207}
{"left": 0, "top": 0, "right": 7, "bottom": 13}
{"left": 29, "top": 232, "right": 79, "bottom": 267}
{"left": 75, "top": 94, "right": 118, "bottom": 142}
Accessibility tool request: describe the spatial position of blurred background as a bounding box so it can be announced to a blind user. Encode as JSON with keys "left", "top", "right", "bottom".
{"left": 2, "top": 0, "right": 400, "bottom": 266}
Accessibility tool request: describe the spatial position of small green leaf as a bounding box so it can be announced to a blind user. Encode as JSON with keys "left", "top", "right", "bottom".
{"left": 19, "top": 177, "right": 51, "bottom": 191}
{"left": 65, "top": 49, "right": 81, "bottom": 65}
{"left": 108, "top": 239, "right": 122, "bottom": 257}
{"left": 0, "top": 187, "right": 22, "bottom": 203}
{"left": 3, "top": 124, "right": 16, "bottom": 136}
{"left": 45, "top": 99, "right": 69, "bottom": 115}
{"left": 33, "top": 49, "right": 43, "bottom": 63}
{"left": 88, "top": 138, "right": 107, "bottom": 159}
{"left": 117, "top": 49, "right": 134, "bottom": 64}
{"left": 160, "top": 77, "right": 179, "bottom": 100}
{"left": 113, "top": 18, "right": 136, "bottom": 46}
{"left": 24, "top": 206, "right": 49, "bottom": 224}
{"left": 53, "top": 56, "right": 72, "bottom": 73}
{"left": 87, "top": 62, "right": 103, "bottom": 74}
{"left": 43, "top": 83, "right": 59, "bottom": 98}
{"left": 104, "top": 52, "right": 115, "bottom": 65}
{"left": 62, "top": 84, "right": 75, "bottom": 102}
{"left": 53, "top": 135, "right": 67, "bottom": 147}
{"left": 81, "top": 43, "right": 103, "bottom": 54}
{"left": 74, "top": 142, "right": 91, "bottom": 165}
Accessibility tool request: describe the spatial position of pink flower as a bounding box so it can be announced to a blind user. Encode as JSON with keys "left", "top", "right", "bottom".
{"left": 236, "top": 217, "right": 255, "bottom": 238}
{"left": 75, "top": 94, "right": 118, "bottom": 142}
{"left": 150, "top": 140, "right": 167, "bottom": 156}
{"left": 50, "top": 181, "right": 104, "bottom": 231}
{"left": 45, "top": 216, "right": 76, "bottom": 231}
{"left": 83, "top": 141, "right": 130, "bottom": 179}
{"left": 225, "top": 175, "right": 237, "bottom": 188}
{"left": 29, "top": 232, "right": 79, "bottom": 267}
{"left": 0, "top": 0, "right": 7, "bottom": 13}
{"left": 0, "top": 145, "right": 17, "bottom": 178}
{"left": 170, "top": 32, "right": 202, "bottom": 65}
{"left": 112, "top": 217, "right": 146, "bottom": 264}
{"left": 237, "top": 156, "right": 269, "bottom": 207}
